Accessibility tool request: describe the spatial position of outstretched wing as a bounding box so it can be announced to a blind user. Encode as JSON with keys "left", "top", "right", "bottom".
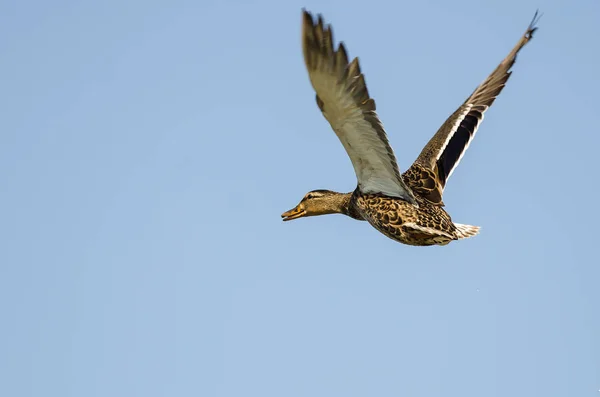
{"left": 405, "top": 11, "right": 541, "bottom": 205}
{"left": 302, "top": 10, "right": 417, "bottom": 204}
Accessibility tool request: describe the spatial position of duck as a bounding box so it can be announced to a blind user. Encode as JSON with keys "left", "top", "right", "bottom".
{"left": 282, "top": 9, "right": 540, "bottom": 246}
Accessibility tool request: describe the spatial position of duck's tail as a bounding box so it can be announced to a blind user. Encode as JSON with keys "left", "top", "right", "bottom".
{"left": 454, "top": 223, "right": 481, "bottom": 239}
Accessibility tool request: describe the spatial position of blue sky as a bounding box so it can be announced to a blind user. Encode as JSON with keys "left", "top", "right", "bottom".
{"left": 1, "top": 0, "right": 599, "bottom": 396}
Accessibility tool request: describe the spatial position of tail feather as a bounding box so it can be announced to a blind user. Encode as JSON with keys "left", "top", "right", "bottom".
{"left": 454, "top": 223, "right": 481, "bottom": 239}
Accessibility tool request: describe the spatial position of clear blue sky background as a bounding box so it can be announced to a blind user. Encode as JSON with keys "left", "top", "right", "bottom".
{"left": 1, "top": 0, "right": 598, "bottom": 396}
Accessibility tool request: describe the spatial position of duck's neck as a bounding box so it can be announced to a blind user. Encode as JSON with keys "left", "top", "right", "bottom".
{"left": 332, "top": 192, "right": 364, "bottom": 221}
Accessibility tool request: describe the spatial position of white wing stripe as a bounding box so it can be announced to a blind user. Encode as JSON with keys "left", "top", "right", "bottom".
{"left": 447, "top": 111, "right": 485, "bottom": 179}
{"left": 435, "top": 104, "right": 472, "bottom": 161}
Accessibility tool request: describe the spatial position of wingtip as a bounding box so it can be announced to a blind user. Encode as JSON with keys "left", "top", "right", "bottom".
{"left": 302, "top": 9, "right": 329, "bottom": 31}
{"left": 527, "top": 9, "right": 543, "bottom": 38}
{"left": 302, "top": 9, "right": 312, "bottom": 24}
{"left": 302, "top": 9, "right": 316, "bottom": 47}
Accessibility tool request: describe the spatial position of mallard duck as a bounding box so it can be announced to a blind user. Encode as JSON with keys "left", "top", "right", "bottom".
{"left": 282, "top": 10, "right": 540, "bottom": 246}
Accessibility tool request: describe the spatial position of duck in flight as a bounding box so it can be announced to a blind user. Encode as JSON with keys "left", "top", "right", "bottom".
{"left": 282, "top": 10, "right": 540, "bottom": 246}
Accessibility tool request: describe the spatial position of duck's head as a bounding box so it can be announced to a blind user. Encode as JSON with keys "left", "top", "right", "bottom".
{"left": 281, "top": 190, "right": 347, "bottom": 221}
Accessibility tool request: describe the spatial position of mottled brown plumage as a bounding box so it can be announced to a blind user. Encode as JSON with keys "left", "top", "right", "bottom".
{"left": 282, "top": 10, "right": 540, "bottom": 246}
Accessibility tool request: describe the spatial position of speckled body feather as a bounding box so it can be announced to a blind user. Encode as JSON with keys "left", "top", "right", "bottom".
{"left": 352, "top": 192, "right": 457, "bottom": 246}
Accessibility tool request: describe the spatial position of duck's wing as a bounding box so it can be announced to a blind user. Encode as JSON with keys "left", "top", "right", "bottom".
{"left": 301, "top": 10, "right": 417, "bottom": 205}
{"left": 405, "top": 11, "right": 541, "bottom": 205}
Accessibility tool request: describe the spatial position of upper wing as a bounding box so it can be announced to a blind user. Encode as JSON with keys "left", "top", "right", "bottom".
{"left": 406, "top": 11, "right": 541, "bottom": 205}
{"left": 301, "top": 10, "right": 417, "bottom": 205}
